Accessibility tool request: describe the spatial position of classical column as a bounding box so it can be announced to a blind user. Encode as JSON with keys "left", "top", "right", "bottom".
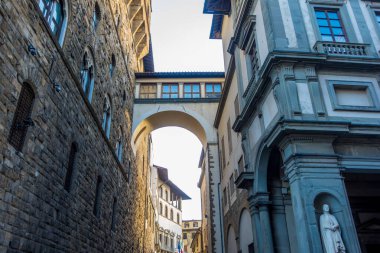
{"left": 249, "top": 195, "right": 262, "bottom": 253}
{"left": 252, "top": 193, "right": 274, "bottom": 253}
{"left": 270, "top": 191, "right": 291, "bottom": 253}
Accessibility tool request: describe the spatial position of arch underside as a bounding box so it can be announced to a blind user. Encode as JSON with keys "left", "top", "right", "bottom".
{"left": 132, "top": 110, "right": 210, "bottom": 149}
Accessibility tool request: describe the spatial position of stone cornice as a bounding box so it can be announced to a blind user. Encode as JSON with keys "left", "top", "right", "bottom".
{"left": 233, "top": 51, "right": 380, "bottom": 132}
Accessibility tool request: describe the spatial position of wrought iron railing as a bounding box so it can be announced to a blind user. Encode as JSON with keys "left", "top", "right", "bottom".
{"left": 314, "top": 41, "right": 370, "bottom": 56}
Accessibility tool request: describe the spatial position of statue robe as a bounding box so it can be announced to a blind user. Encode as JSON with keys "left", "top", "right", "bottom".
{"left": 320, "top": 213, "right": 346, "bottom": 253}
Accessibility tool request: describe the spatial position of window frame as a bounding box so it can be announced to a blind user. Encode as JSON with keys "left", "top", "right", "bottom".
{"left": 327, "top": 80, "right": 380, "bottom": 111}
{"left": 8, "top": 83, "right": 35, "bottom": 152}
{"left": 205, "top": 83, "right": 222, "bottom": 98}
{"left": 162, "top": 83, "right": 179, "bottom": 99}
{"left": 38, "top": 0, "right": 67, "bottom": 46}
{"left": 80, "top": 49, "right": 95, "bottom": 102}
{"left": 183, "top": 83, "right": 201, "bottom": 99}
{"left": 314, "top": 8, "right": 348, "bottom": 43}
{"left": 307, "top": 3, "right": 357, "bottom": 44}
{"left": 139, "top": 83, "right": 157, "bottom": 99}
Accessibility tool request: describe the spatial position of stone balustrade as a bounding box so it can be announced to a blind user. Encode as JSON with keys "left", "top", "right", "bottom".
{"left": 314, "top": 41, "right": 370, "bottom": 56}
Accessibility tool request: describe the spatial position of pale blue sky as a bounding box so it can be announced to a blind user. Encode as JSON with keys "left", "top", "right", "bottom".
{"left": 150, "top": 0, "right": 224, "bottom": 220}
{"left": 150, "top": 0, "right": 224, "bottom": 72}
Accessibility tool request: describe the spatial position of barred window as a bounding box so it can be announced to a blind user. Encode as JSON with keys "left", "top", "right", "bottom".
{"left": 111, "top": 197, "right": 117, "bottom": 231}
{"left": 64, "top": 142, "right": 78, "bottom": 191}
{"left": 8, "top": 83, "right": 35, "bottom": 151}
{"left": 93, "top": 175, "right": 103, "bottom": 217}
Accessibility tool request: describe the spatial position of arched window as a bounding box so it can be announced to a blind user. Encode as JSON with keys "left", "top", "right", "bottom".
{"left": 80, "top": 49, "right": 95, "bottom": 102}
{"left": 64, "top": 142, "right": 77, "bottom": 191}
{"left": 8, "top": 83, "right": 35, "bottom": 151}
{"left": 115, "top": 127, "right": 123, "bottom": 162}
{"left": 102, "top": 96, "right": 112, "bottom": 138}
{"left": 165, "top": 206, "right": 168, "bottom": 218}
{"left": 109, "top": 54, "right": 116, "bottom": 77}
{"left": 177, "top": 213, "right": 180, "bottom": 223}
{"left": 170, "top": 209, "right": 173, "bottom": 220}
{"left": 93, "top": 2, "right": 101, "bottom": 31}
{"left": 38, "top": 0, "right": 67, "bottom": 45}
{"left": 160, "top": 203, "right": 163, "bottom": 215}
{"left": 93, "top": 175, "right": 103, "bottom": 217}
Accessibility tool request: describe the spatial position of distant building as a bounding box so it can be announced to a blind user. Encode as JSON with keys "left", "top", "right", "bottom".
{"left": 152, "top": 165, "right": 191, "bottom": 253}
{"left": 190, "top": 228, "right": 202, "bottom": 253}
{"left": 182, "top": 219, "right": 202, "bottom": 253}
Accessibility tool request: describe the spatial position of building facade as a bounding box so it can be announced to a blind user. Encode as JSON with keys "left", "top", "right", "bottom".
{"left": 190, "top": 228, "right": 202, "bottom": 253}
{"left": 152, "top": 165, "right": 190, "bottom": 253}
{"left": 182, "top": 219, "right": 202, "bottom": 253}
{"left": 0, "top": 0, "right": 152, "bottom": 252}
{"left": 204, "top": 0, "right": 380, "bottom": 252}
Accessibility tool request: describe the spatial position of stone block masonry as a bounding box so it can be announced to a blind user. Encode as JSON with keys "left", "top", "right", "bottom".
{"left": 0, "top": 0, "right": 148, "bottom": 252}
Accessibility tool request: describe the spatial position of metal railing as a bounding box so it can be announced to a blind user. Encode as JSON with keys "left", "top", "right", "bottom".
{"left": 314, "top": 41, "right": 370, "bottom": 56}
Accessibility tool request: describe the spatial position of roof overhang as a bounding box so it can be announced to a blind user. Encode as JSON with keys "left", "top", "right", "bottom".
{"left": 203, "top": 0, "right": 230, "bottom": 15}
{"left": 155, "top": 165, "right": 191, "bottom": 200}
{"left": 210, "top": 15, "right": 224, "bottom": 39}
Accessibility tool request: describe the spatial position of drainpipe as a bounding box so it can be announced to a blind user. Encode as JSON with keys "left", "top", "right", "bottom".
{"left": 216, "top": 133, "right": 225, "bottom": 253}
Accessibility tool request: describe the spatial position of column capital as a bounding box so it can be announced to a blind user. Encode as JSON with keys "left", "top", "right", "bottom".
{"left": 249, "top": 192, "right": 272, "bottom": 208}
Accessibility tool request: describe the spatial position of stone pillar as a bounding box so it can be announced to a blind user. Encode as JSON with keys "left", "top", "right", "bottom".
{"left": 248, "top": 195, "right": 262, "bottom": 253}
{"left": 251, "top": 193, "right": 274, "bottom": 253}
{"left": 200, "top": 82, "right": 206, "bottom": 98}
{"left": 157, "top": 83, "right": 162, "bottom": 98}
{"left": 279, "top": 135, "right": 362, "bottom": 253}
{"left": 271, "top": 190, "right": 291, "bottom": 253}
{"left": 179, "top": 82, "right": 184, "bottom": 98}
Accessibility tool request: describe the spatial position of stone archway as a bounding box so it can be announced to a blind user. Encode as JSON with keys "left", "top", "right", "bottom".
{"left": 132, "top": 103, "right": 223, "bottom": 253}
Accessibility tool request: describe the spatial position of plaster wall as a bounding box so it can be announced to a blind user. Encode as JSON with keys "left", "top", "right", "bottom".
{"left": 278, "top": 0, "right": 298, "bottom": 48}
{"left": 255, "top": 0, "right": 269, "bottom": 66}
{"left": 218, "top": 75, "right": 243, "bottom": 213}
{"left": 262, "top": 90, "right": 279, "bottom": 128}
{"left": 221, "top": 15, "right": 234, "bottom": 71}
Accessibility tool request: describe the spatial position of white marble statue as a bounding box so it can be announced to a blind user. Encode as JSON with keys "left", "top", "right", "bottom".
{"left": 320, "top": 204, "right": 346, "bottom": 253}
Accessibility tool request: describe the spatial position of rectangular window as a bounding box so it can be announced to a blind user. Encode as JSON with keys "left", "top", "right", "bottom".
{"left": 238, "top": 156, "right": 244, "bottom": 174}
{"left": 139, "top": 84, "right": 157, "bottom": 98}
{"left": 193, "top": 222, "right": 198, "bottom": 227}
{"left": 184, "top": 83, "right": 201, "bottom": 98}
{"left": 227, "top": 118, "right": 232, "bottom": 154}
{"left": 223, "top": 187, "right": 228, "bottom": 207}
{"left": 376, "top": 11, "right": 380, "bottom": 27}
{"left": 205, "top": 83, "right": 222, "bottom": 98}
{"left": 183, "top": 233, "right": 187, "bottom": 239}
{"left": 315, "top": 9, "right": 347, "bottom": 42}
{"left": 229, "top": 175, "right": 235, "bottom": 195}
{"left": 220, "top": 136, "right": 226, "bottom": 169}
{"left": 234, "top": 95, "right": 240, "bottom": 118}
{"left": 162, "top": 84, "right": 179, "bottom": 98}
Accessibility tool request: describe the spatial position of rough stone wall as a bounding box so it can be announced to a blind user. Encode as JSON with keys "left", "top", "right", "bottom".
{"left": 133, "top": 132, "right": 155, "bottom": 253}
{"left": 0, "top": 0, "right": 147, "bottom": 252}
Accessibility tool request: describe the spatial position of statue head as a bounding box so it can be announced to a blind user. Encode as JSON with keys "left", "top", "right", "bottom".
{"left": 323, "top": 204, "right": 330, "bottom": 213}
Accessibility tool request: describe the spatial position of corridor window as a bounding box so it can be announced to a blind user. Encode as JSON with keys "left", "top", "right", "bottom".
{"left": 315, "top": 9, "right": 347, "bottom": 42}
{"left": 206, "top": 83, "right": 222, "bottom": 98}
{"left": 139, "top": 84, "right": 157, "bottom": 99}
{"left": 184, "top": 84, "right": 200, "bottom": 98}
{"left": 376, "top": 12, "right": 380, "bottom": 27}
{"left": 193, "top": 222, "right": 198, "bottom": 227}
{"left": 162, "top": 84, "right": 179, "bottom": 98}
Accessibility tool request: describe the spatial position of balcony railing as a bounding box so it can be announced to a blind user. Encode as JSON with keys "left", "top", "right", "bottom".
{"left": 314, "top": 41, "right": 370, "bottom": 57}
